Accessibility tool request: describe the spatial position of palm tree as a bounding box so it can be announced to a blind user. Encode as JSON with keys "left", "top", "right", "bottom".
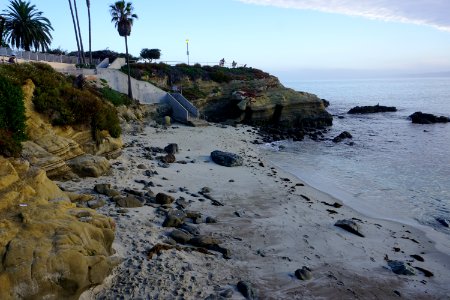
{"left": 0, "top": 16, "right": 6, "bottom": 46}
{"left": 86, "top": 0, "right": 92, "bottom": 65}
{"left": 2, "top": 0, "right": 53, "bottom": 51}
{"left": 68, "top": 0, "right": 81, "bottom": 64}
{"left": 73, "top": 0, "right": 85, "bottom": 64}
{"left": 109, "top": 1, "right": 137, "bottom": 99}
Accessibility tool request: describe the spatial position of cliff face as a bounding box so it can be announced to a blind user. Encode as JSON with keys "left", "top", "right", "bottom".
{"left": 148, "top": 73, "right": 332, "bottom": 128}
{"left": 21, "top": 80, "right": 123, "bottom": 179}
{"left": 0, "top": 156, "right": 117, "bottom": 300}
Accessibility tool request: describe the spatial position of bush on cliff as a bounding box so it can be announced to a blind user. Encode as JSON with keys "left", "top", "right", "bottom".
{"left": 0, "top": 74, "right": 26, "bottom": 157}
{"left": 127, "top": 62, "right": 271, "bottom": 85}
{"left": 0, "top": 63, "right": 121, "bottom": 140}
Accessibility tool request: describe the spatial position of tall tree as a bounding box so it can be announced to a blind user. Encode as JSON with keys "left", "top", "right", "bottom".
{"left": 109, "top": 0, "right": 137, "bottom": 99}
{"left": 73, "top": 0, "right": 85, "bottom": 64}
{"left": 0, "top": 16, "right": 6, "bottom": 46}
{"left": 86, "top": 0, "right": 92, "bottom": 65}
{"left": 68, "top": 0, "right": 81, "bottom": 64}
{"left": 2, "top": 0, "right": 53, "bottom": 51}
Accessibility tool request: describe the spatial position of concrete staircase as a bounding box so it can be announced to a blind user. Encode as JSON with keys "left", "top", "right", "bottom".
{"left": 166, "top": 93, "right": 208, "bottom": 126}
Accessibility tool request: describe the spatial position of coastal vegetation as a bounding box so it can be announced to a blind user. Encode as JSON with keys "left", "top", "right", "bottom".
{"left": 128, "top": 62, "right": 271, "bottom": 86}
{"left": 140, "top": 48, "right": 161, "bottom": 62}
{"left": 1, "top": 0, "right": 53, "bottom": 51}
{"left": 0, "top": 73, "right": 26, "bottom": 157}
{"left": 110, "top": 0, "right": 138, "bottom": 99}
{"left": 0, "top": 62, "right": 123, "bottom": 156}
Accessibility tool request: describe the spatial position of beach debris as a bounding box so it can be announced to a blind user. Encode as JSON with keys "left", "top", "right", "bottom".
{"left": 295, "top": 266, "right": 313, "bottom": 280}
{"left": 348, "top": 104, "right": 397, "bottom": 114}
{"left": 410, "top": 254, "right": 424, "bottom": 262}
{"left": 334, "top": 219, "right": 365, "bottom": 237}
{"left": 435, "top": 217, "right": 449, "bottom": 228}
{"left": 237, "top": 281, "right": 257, "bottom": 300}
{"left": 332, "top": 131, "right": 353, "bottom": 143}
{"left": 322, "top": 201, "right": 343, "bottom": 208}
{"left": 409, "top": 112, "right": 450, "bottom": 124}
{"left": 414, "top": 266, "right": 434, "bottom": 277}
{"left": 164, "top": 143, "right": 179, "bottom": 154}
{"left": 210, "top": 150, "right": 244, "bottom": 167}
{"left": 155, "top": 193, "right": 175, "bottom": 205}
{"left": 387, "top": 260, "right": 416, "bottom": 276}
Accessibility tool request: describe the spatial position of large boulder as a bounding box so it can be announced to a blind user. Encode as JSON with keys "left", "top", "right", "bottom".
{"left": 409, "top": 112, "right": 450, "bottom": 124}
{"left": 211, "top": 150, "right": 243, "bottom": 167}
{"left": 67, "top": 154, "right": 111, "bottom": 178}
{"left": 0, "top": 157, "right": 117, "bottom": 300}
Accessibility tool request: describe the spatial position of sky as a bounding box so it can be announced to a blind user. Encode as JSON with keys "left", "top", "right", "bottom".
{"left": 2, "top": 0, "right": 450, "bottom": 80}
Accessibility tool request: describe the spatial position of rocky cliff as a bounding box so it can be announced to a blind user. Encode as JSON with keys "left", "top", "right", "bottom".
{"left": 133, "top": 64, "right": 332, "bottom": 128}
{"left": 0, "top": 156, "right": 117, "bottom": 299}
{"left": 20, "top": 80, "right": 122, "bottom": 180}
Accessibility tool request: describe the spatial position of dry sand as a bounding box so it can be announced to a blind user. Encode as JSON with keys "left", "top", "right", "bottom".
{"left": 67, "top": 121, "right": 450, "bottom": 299}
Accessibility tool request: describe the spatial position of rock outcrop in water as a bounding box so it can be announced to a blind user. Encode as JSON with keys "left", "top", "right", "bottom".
{"left": 0, "top": 156, "right": 117, "bottom": 300}
{"left": 348, "top": 104, "right": 397, "bottom": 114}
{"left": 409, "top": 112, "right": 450, "bottom": 124}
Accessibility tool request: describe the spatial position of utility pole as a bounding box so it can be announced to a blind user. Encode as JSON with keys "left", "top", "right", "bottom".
{"left": 186, "top": 39, "right": 190, "bottom": 65}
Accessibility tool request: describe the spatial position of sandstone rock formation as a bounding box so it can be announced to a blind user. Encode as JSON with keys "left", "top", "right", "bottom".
{"left": 20, "top": 80, "right": 122, "bottom": 179}
{"left": 0, "top": 156, "right": 117, "bottom": 300}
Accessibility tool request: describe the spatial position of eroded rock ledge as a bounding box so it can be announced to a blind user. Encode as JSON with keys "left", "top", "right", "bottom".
{"left": 0, "top": 157, "right": 117, "bottom": 300}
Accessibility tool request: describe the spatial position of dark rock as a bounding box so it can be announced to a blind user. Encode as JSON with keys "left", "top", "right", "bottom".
{"left": 205, "top": 216, "right": 217, "bottom": 224}
{"left": 436, "top": 217, "right": 449, "bottom": 227}
{"left": 87, "top": 199, "right": 106, "bottom": 209}
{"left": 237, "top": 281, "right": 257, "bottom": 300}
{"left": 162, "top": 215, "right": 183, "bottom": 228}
{"left": 332, "top": 131, "right": 353, "bottom": 143}
{"left": 409, "top": 112, "right": 450, "bottom": 124}
{"left": 161, "top": 154, "right": 176, "bottom": 163}
{"left": 211, "top": 150, "right": 243, "bottom": 167}
{"left": 295, "top": 266, "right": 312, "bottom": 280}
{"left": 201, "top": 187, "right": 211, "bottom": 194}
{"left": 158, "top": 162, "right": 170, "bottom": 168}
{"left": 334, "top": 219, "right": 365, "bottom": 237}
{"left": 189, "top": 236, "right": 221, "bottom": 248}
{"left": 137, "top": 164, "right": 147, "bottom": 169}
{"left": 124, "top": 188, "right": 144, "bottom": 197}
{"left": 322, "top": 99, "right": 330, "bottom": 107}
{"left": 94, "top": 183, "right": 111, "bottom": 195}
{"left": 170, "top": 229, "right": 193, "bottom": 244}
{"left": 387, "top": 260, "right": 416, "bottom": 275}
{"left": 220, "top": 288, "right": 234, "bottom": 298}
{"left": 180, "top": 223, "right": 200, "bottom": 235}
{"left": 116, "top": 196, "right": 144, "bottom": 208}
{"left": 155, "top": 193, "right": 175, "bottom": 205}
{"left": 348, "top": 104, "right": 397, "bottom": 114}
{"left": 164, "top": 143, "right": 179, "bottom": 154}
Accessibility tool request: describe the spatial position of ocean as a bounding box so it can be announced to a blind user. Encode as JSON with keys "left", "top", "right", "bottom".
{"left": 262, "top": 77, "right": 450, "bottom": 235}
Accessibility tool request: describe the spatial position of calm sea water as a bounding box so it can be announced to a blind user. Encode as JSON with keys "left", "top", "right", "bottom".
{"left": 263, "top": 77, "right": 450, "bottom": 234}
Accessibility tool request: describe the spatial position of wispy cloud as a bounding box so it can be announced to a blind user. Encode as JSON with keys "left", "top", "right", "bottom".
{"left": 237, "top": 0, "right": 450, "bottom": 32}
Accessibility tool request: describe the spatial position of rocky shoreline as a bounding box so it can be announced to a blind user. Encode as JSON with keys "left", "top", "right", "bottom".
{"left": 67, "top": 121, "right": 450, "bottom": 299}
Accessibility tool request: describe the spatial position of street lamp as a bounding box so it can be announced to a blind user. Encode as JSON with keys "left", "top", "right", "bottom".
{"left": 186, "top": 39, "right": 190, "bottom": 65}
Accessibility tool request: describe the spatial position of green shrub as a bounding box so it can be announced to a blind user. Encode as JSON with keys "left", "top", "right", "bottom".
{"left": 100, "top": 87, "right": 132, "bottom": 107}
{"left": 0, "top": 63, "right": 122, "bottom": 141}
{"left": 0, "top": 74, "right": 26, "bottom": 157}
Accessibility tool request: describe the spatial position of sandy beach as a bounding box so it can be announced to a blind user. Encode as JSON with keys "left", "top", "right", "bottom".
{"left": 64, "top": 120, "right": 450, "bottom": 299}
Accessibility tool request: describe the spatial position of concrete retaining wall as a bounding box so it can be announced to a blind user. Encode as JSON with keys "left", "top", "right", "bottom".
{"left": 96, "top": 68, "right": 167, "bottom": 104}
